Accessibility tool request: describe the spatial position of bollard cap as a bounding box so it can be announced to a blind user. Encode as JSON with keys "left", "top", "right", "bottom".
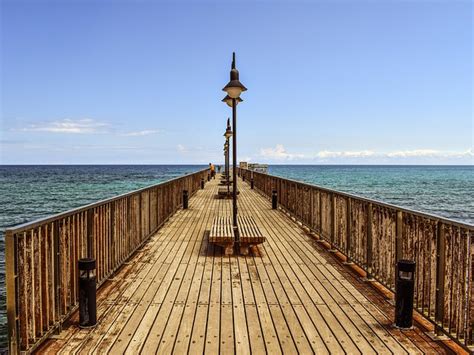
{"left": 397, "top": 259, "right": 415, "bottom": 272}
{"left": 79, "top": 258, "right": 96, "bottom": 271}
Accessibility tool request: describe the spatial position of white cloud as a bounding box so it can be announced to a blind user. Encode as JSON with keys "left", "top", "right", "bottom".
{"left": 386, "top": 149, "right": 473, "bottom": 158}
{"left": 177, "top": 144, "right": 187, "bottom": 153}
{"left": 257, "top": 145, "right": 473, "bottom": 163}
{"left": 260, "top": 144, "right": 305, "bottom": 160}
{"left": 17, "top": 118, "right": 109, "bottom": 134}
{"left": 119, "top": 129, "right": 161, "bottom": 137}
{"left": 315, "top": 150, "right": 376, "bottom": 158}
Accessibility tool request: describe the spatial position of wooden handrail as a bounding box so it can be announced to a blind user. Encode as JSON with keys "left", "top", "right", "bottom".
{"left": 5, "top": 168, "right": 209, "bottom": 354}
{"left": 240, "top": 168, "right": 474, "bottom": 351}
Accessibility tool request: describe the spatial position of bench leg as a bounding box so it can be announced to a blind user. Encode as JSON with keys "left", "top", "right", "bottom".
{"left": 239, "top": 245, "right": 249, "bottom": 256}
{"left": 224, "top": 243, "right": 234, "bottom": 256}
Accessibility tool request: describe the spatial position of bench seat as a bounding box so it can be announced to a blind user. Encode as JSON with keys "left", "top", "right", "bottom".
{"left": 238, "top": 216, "right": 266, "bottom": 244}
{"left": 209, "top": 216, "right": 234, "bottom": 255}
{"left": 217, "top": 187, "right": 239, "bottom": 198}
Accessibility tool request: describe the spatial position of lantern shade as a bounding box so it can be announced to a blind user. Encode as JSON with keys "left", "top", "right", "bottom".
{"left": 222, "top": 95, "right": 243, "bottom": 107}
{"left": 224, "top": 129, "right": 233, "bottom": 139}
{"left": 222, "top": 53, "right": 247, "bottom": 98}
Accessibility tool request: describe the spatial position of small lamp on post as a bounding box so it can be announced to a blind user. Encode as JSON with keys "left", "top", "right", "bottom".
{"left": 222, "top": 52, "right": 247, "bottom": 230}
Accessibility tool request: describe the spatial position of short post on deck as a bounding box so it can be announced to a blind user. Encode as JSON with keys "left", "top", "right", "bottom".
{"left": 183, "top": 190, "right": 189, "bottom": 209}
{"left": 79, "top": 258, "right": 97, "bottom": 328}
{"left": 272, "top": 189, "right": 278, "bottom": 210}
{"left": 251, "top": 178, "right": 254, "bottom": 189}
{"left": 395, "top": 259, "right": 415, "bottom": 329}
{"left": 201, "top": 177, "right": 205, "bottom": 189}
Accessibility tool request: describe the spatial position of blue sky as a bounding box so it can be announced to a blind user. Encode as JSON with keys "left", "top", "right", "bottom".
{"left": 1, "top": 0, "right": 472, "bottom": 164}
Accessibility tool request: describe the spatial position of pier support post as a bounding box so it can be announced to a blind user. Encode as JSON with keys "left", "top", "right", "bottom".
{"left": 251, "top": 178, "right": 254, "bottom": 189}
{"left": 201, "top": 178, "right": 205, "bottom": 189}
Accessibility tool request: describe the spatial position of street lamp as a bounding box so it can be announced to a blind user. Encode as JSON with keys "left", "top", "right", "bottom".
{"left": 222, "top": 52, "right": 247, "bottom": 229}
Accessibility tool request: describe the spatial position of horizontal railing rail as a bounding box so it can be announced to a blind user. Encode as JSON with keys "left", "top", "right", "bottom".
{"left": 240, "top": 168, "right": 473, "bottom": 351}
{"left": 5, "top": 168, "right": 209, "bottom": 354}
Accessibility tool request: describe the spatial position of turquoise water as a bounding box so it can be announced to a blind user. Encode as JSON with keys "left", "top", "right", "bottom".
{"left": 0, "top": 164, "right": 472, "bottom": 347}
{"left": 269, "top": 165, "right": 474, "bottom": 224}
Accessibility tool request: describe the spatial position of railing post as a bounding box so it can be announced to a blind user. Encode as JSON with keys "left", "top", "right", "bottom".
{"left": 396, "top": 211, "right": 403, "bottom": 263}
{"left": 53, "top": 220, "right": 62, "bottom": 330}
{"left": 5, "top": 230, "right": 19, "bottom": 354}
{"left": 435, "top": 221, "right": 446, "bottom": 335}
{"left": 344, "top": 198, "right": 353, "bottom": 264}
{"left": 110, "top": 202, "right": 115, "bottom": 271}
{"left": 148, "top": 190, "right": 151, "bottom": 234}
{"left": 318, "top": 191, "right": 323, "bottom": 236}
{"left": 365, "top": 203, "right": 374, "bottom": 281}
{"left": 395, "top": 211, "right": 404, "bottom": 291}
{"left": 87, "top": 209, "right": 93, "bottom": 258}
{"left": 329, "top": 194, "right": 337, "bottom": 252}
{"left": 138, "top": 193, "right": 142, "bottom": 241}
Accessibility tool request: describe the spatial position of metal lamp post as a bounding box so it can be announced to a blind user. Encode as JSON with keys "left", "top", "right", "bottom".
{"left": 223, "top": 118, "right": 233, "bottom": 195}
{"left": 223, "top": 143, "right": 228, "bottom": 179}
{"left": 223, "top": 142, "right": 229, "bottom": 195}
{"left": 222, "top": 52, "right": 247, "bottom": 229}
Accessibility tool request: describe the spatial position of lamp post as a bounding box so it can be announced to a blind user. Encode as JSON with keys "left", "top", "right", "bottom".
{"left": 222, "top": 52, "right": 247, "bottom": 229}
{"left": 223, "top": 142, "right": 229, "bottom": 194}
{"left": 223, "top": 118, "right": 233, "bottom": 195}
{"left": 223, "top": 142, "right": 227, "bottom": 178}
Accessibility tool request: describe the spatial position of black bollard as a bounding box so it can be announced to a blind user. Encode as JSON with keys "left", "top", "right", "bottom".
{"left": 183, "top": 190, "right": 189, "bottom": 209}
{"left": 201, "top": 177, "right": 205, "bottom": 189}
{"left": 207, "top": 174, "right": 210, "bottom": 182}
{"left": 395, "top": 260, "right": 415, "bottom": 329}
{"left": 79, "top": 258, "right": 97, "bottom": 328}
{"left": 272, "top": 190, "right": 278, "bottom": 209}
{"left": 251, "top": 178, "right": 254, "bottom": 189}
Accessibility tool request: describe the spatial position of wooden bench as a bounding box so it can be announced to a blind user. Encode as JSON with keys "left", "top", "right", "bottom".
{"left": 217, "top": 187, "right": 239, "bottom": 198}
{"left": 209, "top": 216, "right": 234, "bottom": 255}
{"left": 237, "top": 215, "right": 266, "bottom": 255}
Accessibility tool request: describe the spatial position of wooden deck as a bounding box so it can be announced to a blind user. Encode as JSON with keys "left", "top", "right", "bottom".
{"left": 38, "top": 175, "right": 454, "bottom": 354}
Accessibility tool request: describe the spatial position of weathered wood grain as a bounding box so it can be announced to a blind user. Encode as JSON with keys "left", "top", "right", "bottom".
{"left": 243, "top": 168, "right": 474, "bottom": 350}
{"left": 5, "top": 169, "right": 209, "bottom": 353}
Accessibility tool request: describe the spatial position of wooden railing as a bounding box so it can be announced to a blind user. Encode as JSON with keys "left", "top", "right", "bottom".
{"left": 240, "top": 168, "right": 474, "bottom": 351}
{"left": 5, "top": 168, "right": 209, "bottom": 354}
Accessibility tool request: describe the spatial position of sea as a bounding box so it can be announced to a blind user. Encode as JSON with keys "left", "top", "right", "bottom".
{"left": 0, "top": 164, "right": 473, "bottom": 347}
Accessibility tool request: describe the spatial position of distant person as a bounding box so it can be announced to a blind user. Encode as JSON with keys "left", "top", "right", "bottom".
{"left": 209, "top": 163, "right": 216, "bottom": 179}
{"left": 217, "top": 165, "right": 221, "bottom": 173}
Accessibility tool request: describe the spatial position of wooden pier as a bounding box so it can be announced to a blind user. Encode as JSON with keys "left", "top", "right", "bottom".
{"left": 34, "top": 176, "right": 459, "bottom": 354}
{"left": 5, "top": 170, "right": 473, "bottom": 354}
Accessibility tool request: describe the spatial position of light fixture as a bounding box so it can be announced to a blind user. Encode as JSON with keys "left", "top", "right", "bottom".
{"left": 222, "top": 95, "right": 243, "bottom": 108}
{"left": 222, "top": 53, "right": 247, "bottom": 99}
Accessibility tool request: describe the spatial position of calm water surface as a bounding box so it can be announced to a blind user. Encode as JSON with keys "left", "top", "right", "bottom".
{"left": 0, "top": 164, "right": 472, "bottom": 347}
